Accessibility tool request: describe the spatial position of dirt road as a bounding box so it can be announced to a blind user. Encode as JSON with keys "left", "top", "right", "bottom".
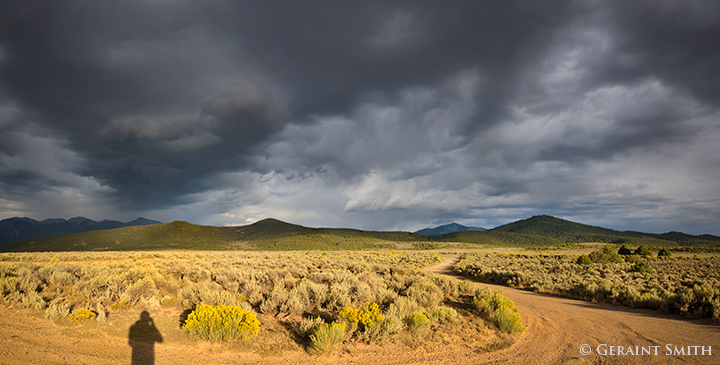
{"left": 426, "top": 254, "right": 720, "bottom": 364}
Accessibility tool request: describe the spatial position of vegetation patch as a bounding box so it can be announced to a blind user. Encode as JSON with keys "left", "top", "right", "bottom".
{"left": 0, "top": 250, "right": 517, "bottom": 357}
{"left": 473, "top": 288, "right": 524, "bottom": 334}
{"left": 405, "top": 311, "right": 430, "bottom": 332}
{"left": 454, "top": 249, "right": 720, "bottom": 321}
{"left": 182, "top": 304, "right": 259, "bottom": 341}
{"left": 309, "top": 322, "right": 346, "bottom": 353}
{"left": 67, "top": 309, "right": 97, "bottom": 322}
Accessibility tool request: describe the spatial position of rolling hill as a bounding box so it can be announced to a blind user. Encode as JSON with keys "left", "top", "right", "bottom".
{"left": 1, "top": 215, "right": 718, "bottom": 252}
{"left": 431, "top": 215, "right": 720, "bottom": 247}
{"left": 0, "top": 218, "right": 422, "bottom": 252}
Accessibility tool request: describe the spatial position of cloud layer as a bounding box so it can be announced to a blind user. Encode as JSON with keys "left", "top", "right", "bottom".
{"left": 1, "top": 1, "right": 719, "bottom": 234}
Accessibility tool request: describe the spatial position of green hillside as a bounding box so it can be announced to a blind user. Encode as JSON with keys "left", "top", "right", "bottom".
{"left": 0, "top": 221, "right": 239, "bottom": 251}
{"left": 428, "top": 215, "right": 720, "bottom": 247}
{"left": 0, "top": 218, "right": 427, "bottom": 252}
{"left": 491, "top": 215, "right": 619, "bottom": 236}
{"left": 1, "top": 215, "right": 718, "bottom": 252}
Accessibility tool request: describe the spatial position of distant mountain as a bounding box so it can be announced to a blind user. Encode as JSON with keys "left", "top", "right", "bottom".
{"left": 414, "top": 223, "right": 486, "bottom": 236}
{"left": 0, "top": 217, "right": 162, "bottom": 246}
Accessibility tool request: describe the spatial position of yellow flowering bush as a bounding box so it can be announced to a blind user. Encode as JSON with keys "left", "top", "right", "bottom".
{"left": 473, "top": 288, "right": 525, "bottom": 334}
{"left": 406, "top": 310, "right": 430, "bottom": 331}
{"left": 183, "top": 304, "right": 259, "bottom": 341}
{"left": 339, "top": 306, "right": 360, "bottom": 323}
{"left": 358, "top": 302, "right": 384, "bottom": 328}
{"left": 339, "top": 302, "right": 384, "bottom": 328}
{"left": 67, "top": 309, "right": 97, "bottom": 322}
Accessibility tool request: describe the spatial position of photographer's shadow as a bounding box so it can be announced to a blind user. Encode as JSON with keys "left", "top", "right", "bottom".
{"left": 128, "top": 310, "right": 163, "bottom": 365}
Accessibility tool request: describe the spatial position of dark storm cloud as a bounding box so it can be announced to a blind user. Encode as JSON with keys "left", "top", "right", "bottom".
{"left": 597, "top": 1, "right": 720, "bottom": 105}
{"left": 0, "top": 0, "right": 579, "bottom": 209}
{"left": 0, "top": 1, "right": 719, "bottom": 234}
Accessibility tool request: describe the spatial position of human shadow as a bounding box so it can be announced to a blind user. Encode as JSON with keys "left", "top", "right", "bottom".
{"left": 128, "top": 310, "right": 164, "bottom": 365}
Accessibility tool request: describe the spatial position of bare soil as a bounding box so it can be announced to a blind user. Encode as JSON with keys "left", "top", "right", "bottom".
{"left": 1, "top": 254, "right": 718, "bottom": 364}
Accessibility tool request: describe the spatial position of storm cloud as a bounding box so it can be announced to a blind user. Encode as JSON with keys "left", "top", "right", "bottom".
{"left": 1, "top": 1, "right": 719, "bottom": 234}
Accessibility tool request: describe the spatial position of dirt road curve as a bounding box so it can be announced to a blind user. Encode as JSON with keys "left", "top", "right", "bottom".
{"left": 426, "top": 254, "right": 720, "bottom": 364}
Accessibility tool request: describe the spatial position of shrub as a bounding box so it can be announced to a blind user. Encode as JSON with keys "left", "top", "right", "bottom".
{"left": 357, "top": 302, "right": 384, "bottom": 328}
{"left": 631, "top": 260, "right": 653, "bottom": 274}
{"left": 495, "top": 304, "right": 524, "bottom": 334}
{"left": 339, "top": 306, "right": 360, "bottom": 323}
{"left": 180, "top": 282, "right": 237, "bottom": 309}
{"left": 295, "top": 316, "right": 325, "bottom": 338}
{"left": 473, "top": 288, "right": 525, "bottom": 334}
{"left": 67, "top": 309, "right": 97, "bottom": 322}
{"left": 68, "top": 309, "right": 97, "bottom": 322}
{"left": 635, "top": 245, "right": 652, "bottom": 257}
{"left": 387, "top": 296, "right": 419, "bottom": 320}
{"left": 406, "top": 278, "right": 444, "bottom": 308}
{"left": 431, "top": 275, "right": 460, "bottom": 298}
{"left": 377, "top": 312, "right": 404, "bottom": 338}
{"left": 588, "top": 246, "right": 623, "bottom": 264}
{"left": 45, "top": 301, "right": 71, "bottom": 320}
{"left": 658, "top": 248, "right": 672, "bottom": 259}
{"left": 340, "top": 302, "right": 384, "bottom": 328}
{"left": 338, "top": 306, "right": 360, "bottom": 334}
{"left": 123, "top": 277, "right": 157, "bottom": 306}
{"left": 309, "top": 322, "right": 345, "bottom": 352}
{"left": 22, "top": 291, "right": 46, "bottom": 310}
{"left": 430, "top": 306, "right": 458, "bottom": 323}
{"left": 458, "top": 280, "right": 476, "bottom": 295}
{"left": 405, "top": 311, "right": 430, "bottom": 332}
{"left": 96, "top": 303, "right": 107, "bottom": 323}
{"left": 182, "top": 304, "right": 259, "bottom": 341}
{"left": 576, "top": 254, "right": 593, "bottom": 266}
{"left": 618, "top": 244, "right": 633, "bottom": 256}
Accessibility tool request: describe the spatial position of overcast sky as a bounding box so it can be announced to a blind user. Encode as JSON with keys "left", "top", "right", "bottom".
{"left": 1, "top": 1, "right": 719, "bottom": 234}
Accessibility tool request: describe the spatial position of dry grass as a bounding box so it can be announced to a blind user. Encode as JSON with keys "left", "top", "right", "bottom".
{"left": 454, "top": 249, "right": 720, "bottom": 320}
{"left": 0, "top": 250, "right": 515, "bottom": 357}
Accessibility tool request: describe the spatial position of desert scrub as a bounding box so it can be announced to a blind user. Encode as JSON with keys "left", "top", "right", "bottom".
{"left": 658, "top": 248, "right": 672, "bottom": 259}
{"left": 68, "top": 309, "right": 97, "bottom": 322}
{"left": 406, "top": 278, "right": 444, "bottom": 308}
{"left": 405, "top": 310, "right": 430, "bottom": 332}
{"left": 338, "top": 302, "right": 384, "bottom": 332}
{"left": 635, "top": 245, "right": 652, "bottom": 256}
{"left": 309, "top": 322, "right": 346, "bottom": 353}
{"left": 0, "top": 250, "right": 446, "bottom": 327}
{"left": 45, "top": 301, "right": 71, "bottom": 320}
{"left": 430, "top": 305, "right": 458, "bottom": 323}
{"left": 455, "top": 251, "right": 720, "bottom": 321}
{"left": 294, "top": 316, "right": 325, "bottom": 338}
{"left": 357, "top": 302, "right": 384, "bottom": 328}
{"left": 183, "top": 304, "right": 259, "bottom": 341}
{"left": 473, "top": 288, "right": 525, "bottom": 334}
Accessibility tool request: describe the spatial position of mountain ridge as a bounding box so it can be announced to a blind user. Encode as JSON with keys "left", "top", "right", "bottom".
{"left": 1, "top": 215, "right": 718, "bottom": 252}
{"left": 414, "top": 222, "right": 487, "bottom": 236}
{"left": 0, "top": 216, "right": 162, "bottom": 246}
